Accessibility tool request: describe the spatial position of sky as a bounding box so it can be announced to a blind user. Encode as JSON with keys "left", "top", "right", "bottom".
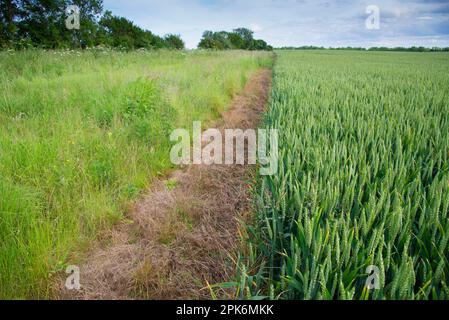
{"left": 102, "top": 0, "right": 449, "bottom": 49}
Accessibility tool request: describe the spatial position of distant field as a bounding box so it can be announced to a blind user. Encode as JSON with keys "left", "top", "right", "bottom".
{"left": 0, "top": 49, "right": 272, "bottom": 299}
{"left": 239, "top": 51, "right": 449, "bottom": 299}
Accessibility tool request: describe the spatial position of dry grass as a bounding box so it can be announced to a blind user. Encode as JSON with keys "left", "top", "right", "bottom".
{"left": 58, "top": 69, "right": 272, "bottom": 300}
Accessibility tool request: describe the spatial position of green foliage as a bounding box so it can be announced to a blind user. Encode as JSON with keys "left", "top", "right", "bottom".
{"left": 198, "top": 28, "right": 272, "bottom": 51}
{"left": 0, "top": 0, "right": 103, "bottom": 49}
{"left": 98, "top": 10, "right": 171, "bottom": 50}
{"left": 122, "top": 78, "right": 176, "bottom": 144}
{"left": 237, "top": 50, "right": 449, "bottom": 300}
{"left": 278, "top": 46, "right": 449, "bottom": 52}
{"left": 0, "top": 0, "right": 184, "bottom": 50}
{"left": 163, "top": 34, "right": 185, "bottom": 50}
{"left": 0, "top": 49, "right": 273, "bottom": 298}
{"left": 0, "top": 1, "right": 274, "bottom": 51}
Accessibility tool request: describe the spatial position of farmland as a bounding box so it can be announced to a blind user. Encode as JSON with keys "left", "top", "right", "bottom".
{"left": 0, "top": 48, "right": 448, "bottom": 300}
{"left": 0, "top": 49, "right": 272, "bottom": 299}
{"left": 238, "top": 51, "right": 449, "bottom": 300}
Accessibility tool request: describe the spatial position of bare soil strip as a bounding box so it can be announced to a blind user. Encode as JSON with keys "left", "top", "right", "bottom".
{"left": 59, "top": 69, "right": 272, "bottom": 300}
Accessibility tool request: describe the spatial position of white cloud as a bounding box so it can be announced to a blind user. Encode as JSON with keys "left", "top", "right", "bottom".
{"left": 103, "top": 0, "right": 449, "bottom": 48}
{"left": 250, "top": 23, "right": 263, "bottom": 33}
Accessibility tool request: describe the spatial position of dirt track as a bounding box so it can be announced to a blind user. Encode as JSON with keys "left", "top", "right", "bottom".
{"left": 59, "top": 69, "right": 272, "bottom": 300}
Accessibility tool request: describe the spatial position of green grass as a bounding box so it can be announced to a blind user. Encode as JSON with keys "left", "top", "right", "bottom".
{"left": 237, "top": 50, "right": 449, "bottom": 300}
{"left": 0, "top": 49, "right": 273, "bottom": 299}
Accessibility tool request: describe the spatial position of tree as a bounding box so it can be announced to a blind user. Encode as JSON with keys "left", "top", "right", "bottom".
{"left": 233, "top": 27, "right": 254, "bottom": 49}
{"left": 228, "top": 31, "right": 244, "bottom": 49}
{"left": 198, "top": 31, "right": 215, "bottom": 49}
{"left": 0, "top": 0, "right": 183, "bottom": 50}
{"left": 0, "top": 0, "right": 37, "bottom": 48}
{"left": 99, "top": 11, "right": 139, "bottom": 48}
{"left": 16, "top": 0, "right": 67, "bottom": 48}
{"left": 71, "top": 0, "right": 103, "bottom": 47}
{"left": 163, "top": 34, "right": 184, "bottom": 50}
{"left": 197, "top": 28, "right": 272, "bottom": 51}
{"left": 99, "top": 11, "right": 167, "bottom": 49}
{"left": 0, "top": 0, "right": 20, "bottom": 46}
{"left": 0, "top": 0, "right": 103, "bottom": 48}
{"left": 251, "top": 39, "right": 270, "bottom": 51}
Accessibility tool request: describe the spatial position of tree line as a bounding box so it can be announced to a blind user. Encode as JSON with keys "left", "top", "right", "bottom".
{"left": 198, "top": 28, "right": 273, "bottom": 51}
{"left": 0, "top": 0, "right": 184, "bottom": 49}
{"left": 0, "top": 1, "right": 274, "bottom": 51}
{"left": 278, "top": 46, "right": 449, "bottom": 52}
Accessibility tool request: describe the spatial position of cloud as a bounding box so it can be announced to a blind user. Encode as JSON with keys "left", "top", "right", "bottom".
{"left": 103, "top": 0, "right": 449, "bottom": 48}
{"left": 250, "top": 23, "right": 263, "bottom": 33}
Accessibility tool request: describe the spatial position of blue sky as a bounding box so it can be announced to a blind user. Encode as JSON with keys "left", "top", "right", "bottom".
{"left": 103, "top": 0, "right": 449, "bottom": 49}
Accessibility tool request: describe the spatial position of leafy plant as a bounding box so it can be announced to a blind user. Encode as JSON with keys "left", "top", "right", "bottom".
{"left": 238, "top": 50, "right": 449, "bottom": 300}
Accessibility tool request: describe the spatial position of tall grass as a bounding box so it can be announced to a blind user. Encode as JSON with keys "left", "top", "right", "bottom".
{"left": 238, "top": 50, "right": 449, "bottom": 300}
{"left": 0, "top": 49, "right": 273, "bottom": 299}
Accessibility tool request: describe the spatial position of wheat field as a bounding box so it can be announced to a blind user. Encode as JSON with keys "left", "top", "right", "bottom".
{"left": 237, "top": 50, "right": 449, "bottom": 300}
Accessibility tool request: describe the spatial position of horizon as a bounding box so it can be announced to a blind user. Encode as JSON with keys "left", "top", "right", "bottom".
{"left": 103, "top": 0, "right": 449, "bottom": 49}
